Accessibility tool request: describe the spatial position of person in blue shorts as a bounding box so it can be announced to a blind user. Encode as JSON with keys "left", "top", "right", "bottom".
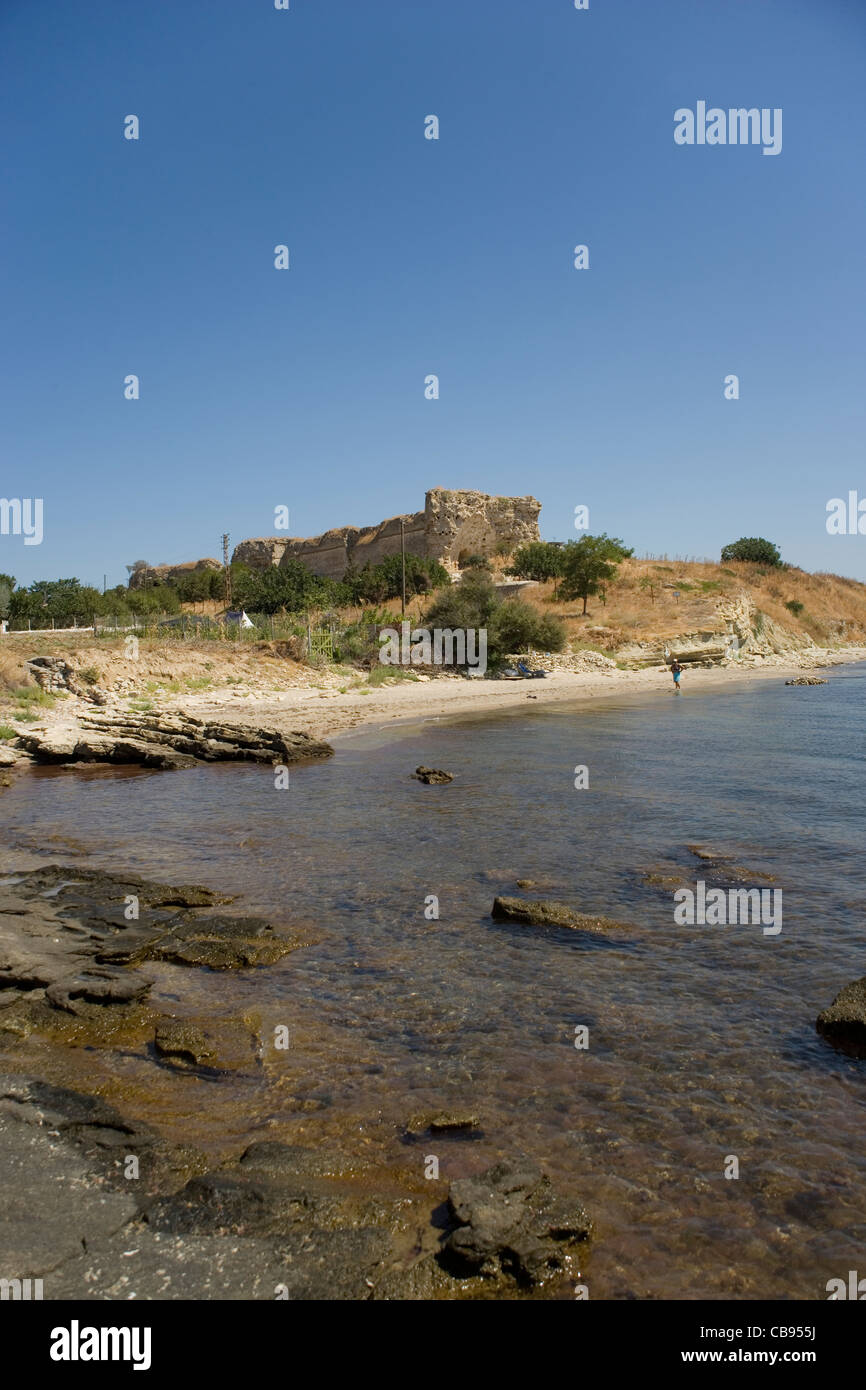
{"left": 670, "top": 659, "right": 683, "bottom": 694}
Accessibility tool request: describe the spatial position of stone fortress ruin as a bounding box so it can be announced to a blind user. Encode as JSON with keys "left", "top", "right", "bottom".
{"left": 231, "top": 488, "right": 542, "bottom": 579}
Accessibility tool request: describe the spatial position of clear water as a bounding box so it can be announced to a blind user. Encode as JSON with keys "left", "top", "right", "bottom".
{"left": 1, "top": 669, "right": 864, "bottom": 1299}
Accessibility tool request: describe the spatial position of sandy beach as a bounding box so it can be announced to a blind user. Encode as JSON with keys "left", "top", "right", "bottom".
{"left": 172, "top": 646, "right": 866, "bottom": 745}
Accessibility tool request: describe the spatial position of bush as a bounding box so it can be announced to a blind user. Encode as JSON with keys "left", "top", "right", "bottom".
{"left": 720, "top": 537, "right": 782, "bottom": 566}
{"left": 488, "top": 601, "right": 566, "bottom": 656}
{"left": 231, "top": 559, "right": 329, "bottom": 615}
{"left": 423, "top": 573, "right": 566, "bottom": 669}
{"left": 343, "top": 554, "right": 451, "bottom": 604}
{"left": 785, "top": 600, "right": 805, "bottom": 616}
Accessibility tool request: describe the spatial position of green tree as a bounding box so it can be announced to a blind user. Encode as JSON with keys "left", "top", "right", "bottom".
{"left": 343, "top": 554, "right": 450, "bottom": 605}
{"left": 232, "top": 558, "right": 330, "bottom": 615}
{"left": 0, "top": 573, "right": 15, "bottom": 619}
{"left": 510, "top": 542, "right": 565, "bottom": 587}
{"left": 99, "top": 587, "right": 133, "bottom": 618}
{"left": 720, "top": 537, "right": 782, "bottom": 567}
{"left": 559, "top": 534, "right": 633, "bottom": 615}
{"left": 172, "top": 568, "right": 217, "bottom": 603}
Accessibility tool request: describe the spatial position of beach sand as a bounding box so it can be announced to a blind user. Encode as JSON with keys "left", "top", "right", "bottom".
{"left": 174, "top": 646, "right": 866, "bottom": 744}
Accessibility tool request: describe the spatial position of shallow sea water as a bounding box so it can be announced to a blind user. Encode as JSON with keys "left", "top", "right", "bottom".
{"left": 1, "top": 669, "right": 864, "bottom": 1299}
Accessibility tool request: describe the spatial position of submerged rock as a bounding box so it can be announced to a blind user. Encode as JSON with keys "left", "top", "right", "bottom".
{"left": 441, "top": 1158, "right": 591, "bottom": 1285}
{"left": 413, "top": 765, "right": 454, "bottom": 784}
{"left": 45, "top": 967, "right": 152, "bottom": 1015}
{"left": 686, "top": 844, "right": 732, "bottom": 863}
{"left": 785, "top": 677, "right": 828, "bottom": 686}
{"left": 154, "top": 1022, "right": 215, "bottom": 1066}
{"left": 148, "top": 914, "right": 304, "bottom": 970}
{"left": 816, "top": 977, "right": 866, "bottom": 1058}
{"left": 0, "top": 866, "right": 308, "bottom": 1043}
{"left": 491, "top": 896, "right": 629, "bottom": 933}
{"left": 406, "top": 1111, "right": 479, "bottom": 1136}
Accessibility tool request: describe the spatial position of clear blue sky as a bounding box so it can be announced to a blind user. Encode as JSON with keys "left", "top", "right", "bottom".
{"left": 2, "top": 0, "right": 865, "bottom": 587}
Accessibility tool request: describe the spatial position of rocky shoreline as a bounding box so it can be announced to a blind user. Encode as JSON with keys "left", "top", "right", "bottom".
{"left": 14, "top": 712, "right": 333, "bottom": 772}
{"left": 1, "top": 645, "right": 864, "bottom": 777}
{"left": 1, "top": 856, "right": 860, "bottom": 1300}
{"left": 0, "top": 865, "right": 593, "bottom": 1300}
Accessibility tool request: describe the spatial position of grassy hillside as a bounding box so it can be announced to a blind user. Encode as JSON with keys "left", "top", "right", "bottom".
{"left": 503, "top": 557, "right": 866, "bottom": 652}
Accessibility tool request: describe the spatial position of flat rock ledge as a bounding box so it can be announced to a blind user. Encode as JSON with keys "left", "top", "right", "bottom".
{"left": 0, "top": 865, "right": 308, "bottom": 1034}
{"left": 816, "top": 976, "right": 866, "bottom": 1058}
{"left": 17, "top": 712, "right": 334, "bottom": 770}
{"left": 491, "top": 896, "right": 630, "bottom": 934}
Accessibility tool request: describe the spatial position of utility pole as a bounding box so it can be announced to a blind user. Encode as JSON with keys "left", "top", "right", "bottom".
{"left": 222, "top": 533, "right": 232, "bottom": 608}
{"left": 400, "top": 518, "right": 406, "bottom": 618}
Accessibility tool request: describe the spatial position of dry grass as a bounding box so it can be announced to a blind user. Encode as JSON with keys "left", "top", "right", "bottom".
{"left": 504, "top": 558, "right": 866, "bottom": 649}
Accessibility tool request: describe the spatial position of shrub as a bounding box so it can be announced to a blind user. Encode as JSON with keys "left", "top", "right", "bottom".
{"left": 366, "top": 665, "right": 419, "bottom": 686}
{"left": 488, "top": 600, "right": 566, "bottom": 657}
{"left": 13, "top": 686, "right": 55, "bottom": 708}
{"left": 720, "top": 537, "right": 782, "bottom": 566}
{"left": 423, "top": 574, "right": 566, "bottom": 669}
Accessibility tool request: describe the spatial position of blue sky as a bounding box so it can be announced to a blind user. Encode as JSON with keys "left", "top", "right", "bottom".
{"left": 2, "top": 0, "right": 865, "bottom": 587}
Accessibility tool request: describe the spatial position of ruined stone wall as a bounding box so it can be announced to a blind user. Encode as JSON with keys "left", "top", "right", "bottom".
{"left": 128, "top": 559, "right": 221, "bottom": 591}
{"left": 231, "top": 489, "right": 541, "bottom": 579}
{"left": 423, "top": 488, "right": 541, "bottom": 565}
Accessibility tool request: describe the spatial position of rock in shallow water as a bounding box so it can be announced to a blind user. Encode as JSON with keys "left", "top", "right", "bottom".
{"left": 442, "top": 1158, "right": 592, "bottom": 1285}
{"left": 816, "top": 976, "right": 866, "bottom": 1057}
{"left": 406, "top": 1110, "right": 479, "bottom": 1136}
{"left": 154, "top": 1022, "right": 215, "bottom": 1065}
{"left": 412, "top": 765, "right": 454, "bottom": 784}
{"left": 491, "top": 895, "right": 630, "bottom": 933}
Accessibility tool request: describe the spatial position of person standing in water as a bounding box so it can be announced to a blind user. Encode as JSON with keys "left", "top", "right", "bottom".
{"left": 670, "top": 659, "right": 683, "bottom": 694}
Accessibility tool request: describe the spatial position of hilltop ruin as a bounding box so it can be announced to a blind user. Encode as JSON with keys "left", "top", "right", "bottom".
{"left": 231, "top": 488, "right": 541, "bottom": 579}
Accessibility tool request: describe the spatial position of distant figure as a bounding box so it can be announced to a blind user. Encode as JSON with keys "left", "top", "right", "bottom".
{"left": 670, "top": 659, "right": 683, "bottom": 694}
